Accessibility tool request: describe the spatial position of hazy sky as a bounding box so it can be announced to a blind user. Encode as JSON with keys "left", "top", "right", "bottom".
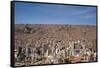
{"left": 15, "top": 2, "right": 97, "bottom": 25}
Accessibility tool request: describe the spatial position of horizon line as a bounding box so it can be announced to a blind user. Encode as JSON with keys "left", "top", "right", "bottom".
{"left": 15, "top": 23, "right": 96, "bottom": 26}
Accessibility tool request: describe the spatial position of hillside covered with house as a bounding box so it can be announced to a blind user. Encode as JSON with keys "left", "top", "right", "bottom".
{"left": 14, "top": 24, "right": 97, "bottom": 66}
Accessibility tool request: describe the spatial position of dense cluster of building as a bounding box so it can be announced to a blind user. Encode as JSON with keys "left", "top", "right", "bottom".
{"left": 14, "top": 39, "right": 97, "bottom": 66}
{"left": 14, "top": 24, "right": 97, "bottom": 66}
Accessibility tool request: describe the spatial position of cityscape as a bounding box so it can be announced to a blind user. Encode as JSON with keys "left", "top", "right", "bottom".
{"left": 14, "top": 24, "right": 97, "bottom": 66}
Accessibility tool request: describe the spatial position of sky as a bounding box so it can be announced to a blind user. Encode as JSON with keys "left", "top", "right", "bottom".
{"left": 15, "top": 2, "right": 97, "bottom": 25}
